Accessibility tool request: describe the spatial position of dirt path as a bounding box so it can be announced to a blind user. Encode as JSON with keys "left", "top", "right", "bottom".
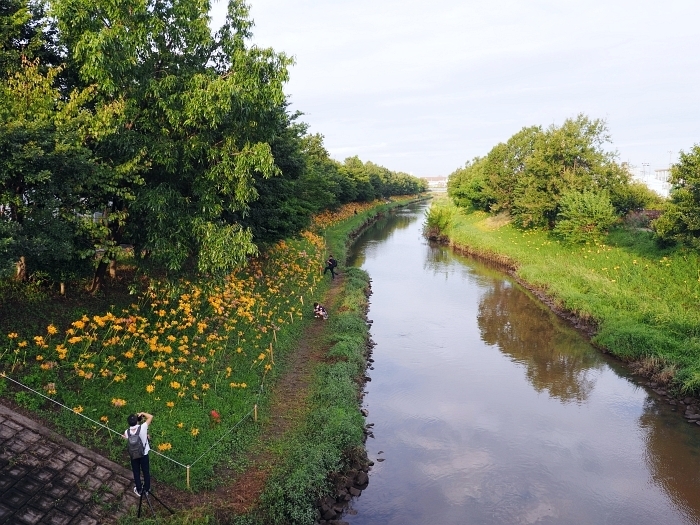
{"left": 156, "top": 275, "right": 343, "bottom": 516}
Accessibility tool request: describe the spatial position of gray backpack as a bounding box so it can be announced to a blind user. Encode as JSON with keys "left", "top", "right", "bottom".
{"left": 127, "top": 425, "right": 145, "bottom": 460}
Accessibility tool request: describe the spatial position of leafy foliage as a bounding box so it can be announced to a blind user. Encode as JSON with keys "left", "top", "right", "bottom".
{"left": 0, "top": 58, "right": 125, "bottom": 281}
{"left": 654, "top": 145, "right": 700, "bottom": 248}
{"left": 0, "top": 0, "right": 427, "bottom": 285}
{"left": 553, "top": 190, "right": 617, "bottom": 243}
{"left": 448, "top": 115, "right": 644, "bottom": 231}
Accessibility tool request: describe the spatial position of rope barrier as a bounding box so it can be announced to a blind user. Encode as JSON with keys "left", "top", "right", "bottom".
{"left": 0, "top": 371, "right": 265, "bottom": 484}
{"left": 188, "top": 406, "right": 255, "bottom": 468}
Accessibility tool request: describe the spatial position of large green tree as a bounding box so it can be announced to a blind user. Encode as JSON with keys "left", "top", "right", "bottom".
{"left": 512, "top": 115, "right": 627, "bottom": 227}
{"left": 0, "top": 59, "right": 125, "bottom": 283}
{"left": 448, "top": 115, "right": 654, "bottom": 234}
{"left": 50, "top": 0, "right": 292, "bottom": 277}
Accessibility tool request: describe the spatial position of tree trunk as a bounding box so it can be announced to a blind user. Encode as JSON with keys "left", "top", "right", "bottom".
{"left": 86, "top": 260, "right": 109, "bottom": 294}
{"left": 109, "top": 259, "right": 117, "bottom": 279}
{"left": 15, "top": 256, "right": 27, "bottom": 281}
{"left": 60, "top": 282, "right": 66, "bottom": 295}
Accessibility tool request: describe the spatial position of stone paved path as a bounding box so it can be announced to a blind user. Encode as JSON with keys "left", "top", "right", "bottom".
{"left": 0, "top": 403, "right": 138, "bottom": 524}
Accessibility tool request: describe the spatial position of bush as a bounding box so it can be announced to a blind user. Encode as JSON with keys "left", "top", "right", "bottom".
{"left": 653, "top": 145, "right": 700, "bottom": 248}
{"left": 423, "top": 205, "right": 453, "bottom": 240}
{"left": 553, "top": 190, "right": 617, "bottom": 243}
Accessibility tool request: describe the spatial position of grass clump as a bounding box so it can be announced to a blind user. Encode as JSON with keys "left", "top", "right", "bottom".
{"left": 252, "top": 267, "right": 370, "bottom": 525}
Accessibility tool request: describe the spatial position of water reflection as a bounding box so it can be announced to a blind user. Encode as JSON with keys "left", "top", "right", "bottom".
{"left": 639, "top": 398, "right": 700, "bottom": 523}
{"left": 477, "top": 280, "right": 602, "bottom": 403}
{"left": 346, "top": 201, "right": 700, "bottom": 525}
{"left": 362, "top": 210, "right": 415, "bottom": 242}
{"left": 349, "top": 209, "right": 417, "bottom": 268}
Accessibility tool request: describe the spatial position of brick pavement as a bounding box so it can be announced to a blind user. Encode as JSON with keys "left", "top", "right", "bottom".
{"left": 0, "top": 403, "right": 139, "bottom": 525}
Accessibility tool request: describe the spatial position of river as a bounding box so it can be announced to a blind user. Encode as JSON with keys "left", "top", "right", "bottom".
{"left": 345, "top": 201, "right": 700, "bottom": 525}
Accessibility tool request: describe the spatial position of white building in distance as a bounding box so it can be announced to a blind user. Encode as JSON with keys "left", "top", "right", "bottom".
{"left": 421, "top": 176, "right": 448, "bottom": 191}
{"left": 624, "top": 163, "right": 670, "bottom": 198}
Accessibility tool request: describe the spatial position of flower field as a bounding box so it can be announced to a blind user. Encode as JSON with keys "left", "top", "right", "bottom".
{"left": 311, "top": 200, "right": 386, "bottom": 229}
{"left": 0, "top": 198, "right": 418, "bottom": 488}
{"left": 1, "top": 230, "right": 329, "bottom": 486}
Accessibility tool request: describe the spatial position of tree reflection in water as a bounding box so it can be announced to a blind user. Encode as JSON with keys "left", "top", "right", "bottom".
{"left": 478, "top": 280, "right": 602, "bottom": 403}
{"left": 639, "top": 398, "right": 700, "bottom": 523}
{"left": 348, "top": 209, "right": 416, "bottom": 267}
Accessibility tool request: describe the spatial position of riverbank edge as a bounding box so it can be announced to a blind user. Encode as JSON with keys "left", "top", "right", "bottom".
{"left": 238, "top": 195, "right": 430, "bottom": 525}
{"left": 429, "top": 203, "right": 700, "bottom": 412}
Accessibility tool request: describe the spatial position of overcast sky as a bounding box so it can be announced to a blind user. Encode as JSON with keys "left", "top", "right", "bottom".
{"left": 210, "top": 0, "right": 700, "bottom": 177}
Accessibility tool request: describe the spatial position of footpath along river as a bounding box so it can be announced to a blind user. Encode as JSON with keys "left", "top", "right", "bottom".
{"left": 344, "top": 201, "right": 700, "bottom": 525}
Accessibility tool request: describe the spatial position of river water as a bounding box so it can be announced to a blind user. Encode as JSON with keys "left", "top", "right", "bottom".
{"left": 345, "top": 201, "right": 700, "bottom": 525}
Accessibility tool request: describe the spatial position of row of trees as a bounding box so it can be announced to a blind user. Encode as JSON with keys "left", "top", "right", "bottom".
{"left": 447, "top": 115, "right": 662, "bottom": 241}
{"left": 0, "top": 0, "right": 426, "bottom": 289}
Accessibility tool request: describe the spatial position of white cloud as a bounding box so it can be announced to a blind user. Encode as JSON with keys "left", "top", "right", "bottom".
{"left": 210, "top": 0, "right": 700, "bottom": 175}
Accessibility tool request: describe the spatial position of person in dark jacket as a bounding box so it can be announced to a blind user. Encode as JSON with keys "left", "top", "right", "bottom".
{"left": 324, "top": 255, "right": 338, "bottom": 279}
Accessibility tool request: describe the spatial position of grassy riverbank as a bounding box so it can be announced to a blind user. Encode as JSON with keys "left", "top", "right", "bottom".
{"left": 243, "top": 195, "right": 429, "bottom": 524}
{"left": 1, "top": 195, "right": 425, "bottom": 524}
{"left": 428, "top": 196, "right": 700, "bottom": 394}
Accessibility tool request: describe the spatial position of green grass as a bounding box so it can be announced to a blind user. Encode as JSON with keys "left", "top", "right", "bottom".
{"left": 250, "top": 267, "right": 370, "bottom": 525}
{"left": 430, "top": 196, "right": 700, "bottom": 393}
{"left": 3, "top": 196, "right": 424, "bottom": 525}
{"left": 0, "top": 235, "right": 328, "bottom": 489}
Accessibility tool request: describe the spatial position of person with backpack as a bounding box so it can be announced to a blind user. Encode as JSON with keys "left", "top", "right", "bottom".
{"left": 123, "top": 411, "right": 153, "bottom": 496}
{"left": 323, "top": 254, "right": 338, "bottom": 279}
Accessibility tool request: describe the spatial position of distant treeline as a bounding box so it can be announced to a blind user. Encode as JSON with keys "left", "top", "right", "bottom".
{"left": 448, "top": 115, "right": 700, "bottom": 251}
{"left": 447, "top": 115, "right": 665, "bottom": 243}
{"left": 0, "top": 0, "right": 426, "bottom": 289}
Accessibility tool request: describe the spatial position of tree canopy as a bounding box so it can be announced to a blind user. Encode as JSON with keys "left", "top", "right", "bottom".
{"left": 0, "top": 0, "right": 426, "bottom": 287}
{"left": 448, "top": 115, "right": 661, "bottom": 240}
{"left": 654, "top": 145, "right": 700, "bottom": 248}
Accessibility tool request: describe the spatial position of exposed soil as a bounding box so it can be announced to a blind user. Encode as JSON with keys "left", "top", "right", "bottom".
{"left": 153, "top": 274, "right": 345, "bottom": 517}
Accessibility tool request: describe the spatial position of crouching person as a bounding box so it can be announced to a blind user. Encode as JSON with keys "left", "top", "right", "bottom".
{"left": 313, "top": 302, "right": 328, "bottom": 320}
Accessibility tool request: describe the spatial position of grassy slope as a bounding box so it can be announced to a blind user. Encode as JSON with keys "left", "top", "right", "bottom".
{"left": 245, "top": 196, "right": 426, "bottom": 524}
{"left": 431, "top": 196, "right": 700, "bottom": 393}
{"left": 109, "top": 196, "right": 426, "bottom": 525}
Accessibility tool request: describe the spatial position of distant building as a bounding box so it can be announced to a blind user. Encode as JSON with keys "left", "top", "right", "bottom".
{"left": 421, "top": 176, "right": 448, "bottom": 191}
{"left": 629, "top": 165, "right": 670, "bottom": 198}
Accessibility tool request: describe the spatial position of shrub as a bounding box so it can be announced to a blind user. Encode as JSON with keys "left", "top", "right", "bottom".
{"left": 553, "top": 190, "right": 617, "bottom": 243}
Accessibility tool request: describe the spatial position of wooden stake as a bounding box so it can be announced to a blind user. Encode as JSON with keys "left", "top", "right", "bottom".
{"left": 186, "top": 465, "right": 190, "bottom": 489}
{"left": 300, "top": 296, "right": 304, "bottom": 305}
{"left": 254, "top": 404, "right": 258, "bottom": 422}
{"left": 273, "top": 329, "right": 277, "bottom": 342}
{"left": 269, "top": 343, "right": 274, "bottom": 364}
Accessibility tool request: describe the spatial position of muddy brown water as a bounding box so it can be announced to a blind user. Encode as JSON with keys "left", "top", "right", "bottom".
{"left": 345, "top": 201, "right": 700, "bottom": 525}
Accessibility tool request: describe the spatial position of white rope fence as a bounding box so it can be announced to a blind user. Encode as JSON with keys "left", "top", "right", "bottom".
{"left": 0, "top": 371, "right": 264, "bottom": 488}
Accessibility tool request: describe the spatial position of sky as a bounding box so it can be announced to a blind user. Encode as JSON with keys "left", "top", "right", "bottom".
{"left": 210, "top": 0, "right": 700, "bottom": 178}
